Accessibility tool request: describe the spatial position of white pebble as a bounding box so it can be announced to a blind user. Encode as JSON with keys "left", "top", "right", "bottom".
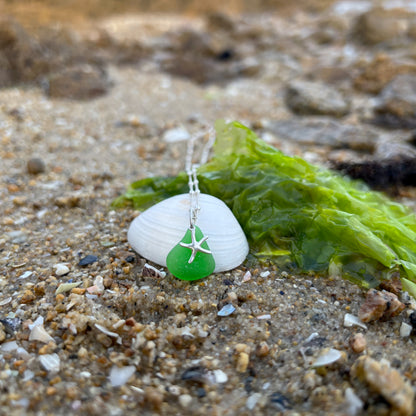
{"left": 218, "top": 304, "right": 236, "bottom": 317}
{"left": 93, "top": 275, "right": 105, "bottom": 293}
{"left": 345, "top": 387, "right": 364, "bottom": 416}
{"left": 28, "top": 316, "right": 44, "bottom": 330}
{"left": 163, "top": 127, "right": 190, "bottom": 143}
{"left": 18, "top": 271, "right": 33, "bottom": 279}
{"left": 39, "top": 353, "right": 60, "bottom": 372}
{"left": 213, "top": 369, "right": 228, "bottom": 384}
{"left": 242, "top": 271, "right": 252, "bottom": 282}
{"left": 109, "top": 365, "right": 136, "bottom": 387}
{"left": 16, "top": 347, "right": 30, "bottom": 359}
{"left": 29, "top": 325, "right": 54, "bottom": 344}
{"left": 0, "top": 341, "right": 19, "bottom": 352}
{"left": 400, "top": 322, "right": 412, "bottom": 337}
{"left": 260, "top": 271, "right": 270, "bottom": 278}
{"left": 312, "top": 348, "right": 342, "bottom": 367}
{"left": 54, "top": 263, "right": 70, "bottom": 276}
{"left": 257, "top": 314, "right": 271, "bottom": 320}
{"left": 344, "top": 313, "right": 367, "bottom": 330}
{"left": 179, "top": 394, "right": 193, "bottom": 408}
{"left": 22, "top": 369, "right": 34, "bottom": 381}
{"left": 246, "top": 393, "right": 261, "bottom": 410}
{"left": 0, "top": 297, "right": 12, "bottom": 306}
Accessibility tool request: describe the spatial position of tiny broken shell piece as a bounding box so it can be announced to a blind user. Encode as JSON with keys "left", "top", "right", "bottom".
{"left": 344, "top": 313, "right": 367, "bottom": 330}
{"left": 312, "top": 348, "right": 342, "bottom": 367}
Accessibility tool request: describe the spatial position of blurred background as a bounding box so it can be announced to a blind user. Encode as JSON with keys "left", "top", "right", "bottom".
{"left": 1, "top": 0, "right": 416, "bottom": 190}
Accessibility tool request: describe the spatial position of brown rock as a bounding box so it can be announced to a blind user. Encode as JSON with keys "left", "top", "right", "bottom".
{"left": 353, "top": 356, "right": 414, "bottom": 416}
{"left": 144, "top": 387, "right": 163, "bottom": 411}
{"left": 349, "top": 333, "right": 366, "bottom": 353}
{"left": 255, "top": 341, "right": 270, "bottom": 357}
{"left": 352, "top": 8, "right": 414, "bottom": 45}
{"left": 27, "top": 158, "right": 46, "bottom": 175}
{"left": 20, "top": 290, "right": 36, "bottom": 304}
{"left": 46, "top": 64, "right": 111, "bottom": 100}
{"left": 379, "top": 276, "right": 402, "bottom": 296}
{"left": 0, "top": 17, "right": 50, "bottom": 86}
{"left": 358, "top": 289, "right": 405, "bottom": 322}
{"left": 236, "top": 352, "right": 249, "bottom": 373}
{"left": 354, "top": 54, "right": 416, "bottom": 94}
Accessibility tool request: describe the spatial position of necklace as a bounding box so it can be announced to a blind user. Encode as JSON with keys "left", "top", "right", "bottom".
{"left": 166, "top": 130, "right": 216, "bottom": 280}
{"left": 127, "top": 127, "right": 249, "bottom": 281}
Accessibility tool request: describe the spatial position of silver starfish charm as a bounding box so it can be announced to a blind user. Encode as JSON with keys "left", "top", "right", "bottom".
{"left": 180, "top": 227, "right": 212, "bottom": 263}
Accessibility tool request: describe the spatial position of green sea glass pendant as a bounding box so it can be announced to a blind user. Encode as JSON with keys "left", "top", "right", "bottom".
{"left": 166, "top": 226, "right": 215, "bottom": 281}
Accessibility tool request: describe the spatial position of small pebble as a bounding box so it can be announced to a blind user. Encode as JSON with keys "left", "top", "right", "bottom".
{"left": 349, "top": 333, "right": 367, "bottom": 353}
{"left": 178, "top": 394, "right": 193, "bottom": 408}
{"left": 213, "top": 369, "right": 228, "bottom": 384}
{"left": 78, "top": 255, "right": 98, "bottom": 266}
{"left": 27, "top": 158, "right": 45, "bottom": 175}
{"left": 55, "top": 282, "right": 82, "bottom": 295}
{"left": 218, "top": 304, "right": 236, "bottom": 317}
{"left": 270, "top": 392, "right": 292, "bottom": 411}
{"left": 163, "top": 127, "right": 190, "bottom": 143}
{"left": 54, "top": 263, "right": 70, "bottom": 276}
{"left": 109, "top": 365, "right": 136, "bottom": 387}
{"left": 246, "top": 393, "right": 261, "bottom": 410}
{"left": 29, "top": 325, "right": 54, "bottom": 343}
{"left": 18, "top": 271, "right": 33, "bottom": 280}
{"left": 344, "top": 387, "right": 364, "bottom": 416}
{"left": 256, "top": 342, "right": 270, "bottom": 357}
{"left": 0, "top": 341, "right": 19, "bottom": 352}
{"left": 400, "top": 322, "right": 412, "bottom": 338}
{"left": 236, "top": 352, "right": 249, "bottom": 373}
{"left": 39, "top": 353, "right": 60, "bottom": 372}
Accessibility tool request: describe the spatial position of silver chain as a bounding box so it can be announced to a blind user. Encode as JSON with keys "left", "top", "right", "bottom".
{"left": 185, "top": 128, "right": 215, "bottom": 229}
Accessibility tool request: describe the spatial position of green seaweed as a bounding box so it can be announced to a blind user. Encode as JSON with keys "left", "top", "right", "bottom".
{"left": 113, "top": 120, "right": 416, "bottom": 291}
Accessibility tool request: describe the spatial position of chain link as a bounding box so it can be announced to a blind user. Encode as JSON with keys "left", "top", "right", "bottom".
{"left": 185, "top": 129, "right": 215, "bottom": 228}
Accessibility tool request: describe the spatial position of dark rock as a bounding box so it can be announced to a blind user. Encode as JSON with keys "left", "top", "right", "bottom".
{"left": 0, "top": 317, "right": 21, "bottom": 335}
{"left": 335, "top": 157, "right": 416, "bottom": 189}
{"left": 266, "top": 118, "right": 377, "bottom": 151}
{"left": 78, "top": 255, "right": 98, "bottom": 267}
{"left": 46, "top": 64, "right": 111, "bottom": 100}
{"left": 373, "top": 74, "right": 416, "bottom": 129}
{"left": 409, "top": 311, "right": 416, "bottom": 329}
{"left": 27, "top": 158, "right": 46, "bottom": 175}
{"left": 181, "top": 366, "right": 206, "bottom": 383}
{"left": 285, "top": 80, "right": 350, "bottom": 117}
{"left": 352, "top": 7, "right": 415, "bottom": 45}
{"left": 333, "top": 139, "right": 416, "bottom": 189}
{"left": 270, "top": 392, "right": 292, "bottom": 411}
{"left": 196, "top": 387, "right": 206, "bottom": 398}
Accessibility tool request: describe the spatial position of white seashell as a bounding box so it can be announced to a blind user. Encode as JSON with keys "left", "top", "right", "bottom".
{"left": 128, "top": 193, "right": 249, "bottom": 273}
